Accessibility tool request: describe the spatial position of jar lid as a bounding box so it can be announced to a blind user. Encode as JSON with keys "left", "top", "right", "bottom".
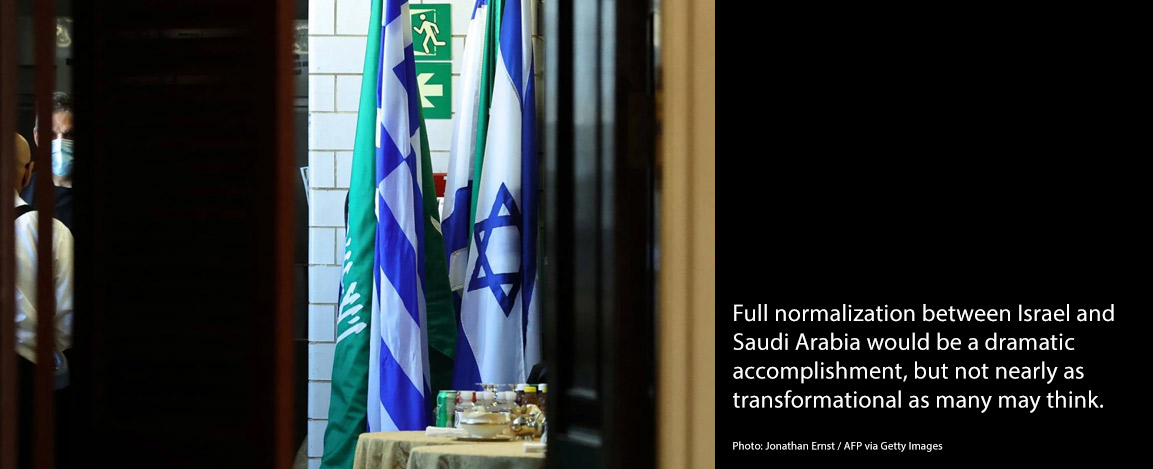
{"left": 525, "top": 386, "right": 537, "bottom": 393}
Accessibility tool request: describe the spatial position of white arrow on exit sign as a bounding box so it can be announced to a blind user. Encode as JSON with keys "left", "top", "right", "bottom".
{"left": 417, "top": 72, "right": 443, "bottom": 108}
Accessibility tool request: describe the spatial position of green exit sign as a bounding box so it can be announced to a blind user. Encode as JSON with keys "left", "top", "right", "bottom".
{"left": 416, "top": 62, "right": 452, "bottom": 119}
{"left": 412, "top": 4, "right": 452, "bottom": 62}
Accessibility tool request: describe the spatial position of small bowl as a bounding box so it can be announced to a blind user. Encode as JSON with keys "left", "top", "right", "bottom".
{"left": 459, "top": 412, "right": 509, "bottom": 439}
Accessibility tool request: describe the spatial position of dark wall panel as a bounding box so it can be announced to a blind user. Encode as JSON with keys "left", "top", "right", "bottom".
{"left": 71, "top": 1, "right": 294, "bottom": 467}
{"left": 544, "top": 0, "right": 656, "bottom": 468}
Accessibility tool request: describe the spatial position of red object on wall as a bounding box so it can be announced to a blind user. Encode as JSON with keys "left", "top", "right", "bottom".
{"left": 434, "top": 172, "right": 447, "bottom": 197}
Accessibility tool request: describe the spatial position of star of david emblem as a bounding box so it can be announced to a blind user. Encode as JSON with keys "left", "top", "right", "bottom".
{"left": 467, "top": 183, "right": 522, "bottom": 316}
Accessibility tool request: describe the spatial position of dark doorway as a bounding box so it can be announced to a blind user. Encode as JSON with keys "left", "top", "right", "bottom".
{"left": 67, "top": 0, "right": 297, "bottom": 467}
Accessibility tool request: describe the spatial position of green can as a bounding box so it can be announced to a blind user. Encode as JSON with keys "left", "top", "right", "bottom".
{"left": 436, "top": 391, "right": 458, "bottom": 427}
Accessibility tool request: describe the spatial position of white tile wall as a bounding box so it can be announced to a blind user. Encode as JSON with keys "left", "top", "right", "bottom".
{"left": 307, "top": 420, "right": 328, "bottom": 457}
{"left": 309, "top": 304, "right": 337, "bottom": 342}
{"left": 308, "top": 343, "right": 337, "bottom": 380}
{"left": 309, "top": 113, "right": 359, "bottom": 150}
{"left": 431, "top": 151, "right": 449, "bottom": 174}
{"left": 335, "top": 151, "right": 353, "bottom": 188}
{"left": 308, "top": 381, "right": 333, "bottom": 419}
{"left": 309, "top": 152, "right": 336, "bottom": 188}
{"left": 310, "top": 0, "right": 336, "bottom": 35}
{"left": 336, "top": 227, "right": 348, "bottom": 262}
{"left": 424, "top": 119, "right": 453, "bottom": 152}
{"left": 336, "top": 0, "right": 372, "bottom": 35}
{"left": 310, "top": 37, "right": 368, "bottom": 74}
{"left": 309, "top": 75, "right": 336, "bottom": 112}
{"left": 309, "top": 264, "right": 343, "bottom": 302}
{"left": 335, "top": 75, "right": 363, "bottom": 113}
{"left": 451, "top": 37, "right": 464, "bottom": 74}
{"left": 308, "top": 190, "right": 348, "bottom": 227}
{"left": 307, "top": 0, "right": 545, "bottom": 461}
{"left": 446, "top": 0, "right": 471, "bottom": 36}
{"left": 309, "top": 228, "right": 337, "bottom": 265}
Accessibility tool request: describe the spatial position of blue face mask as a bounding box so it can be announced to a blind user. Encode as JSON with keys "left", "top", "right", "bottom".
{"left": 51, "top": 138, "right": 74, "bottom": 177}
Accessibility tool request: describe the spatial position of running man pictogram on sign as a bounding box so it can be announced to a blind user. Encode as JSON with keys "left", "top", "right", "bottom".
{"left": 411, "top": 5, "right": 452, "bottom": 61}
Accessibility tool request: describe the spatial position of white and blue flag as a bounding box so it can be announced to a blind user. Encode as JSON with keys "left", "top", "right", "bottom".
{"left": 367, "top": 0, "right": 433, "bottom": 431}
{"left": 451, "top": 0, "right": 540, "bottom": 389}
{"left": 442, "top": 0, "right": 489, "bottom": 306}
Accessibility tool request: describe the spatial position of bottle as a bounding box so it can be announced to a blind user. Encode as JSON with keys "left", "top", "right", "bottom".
{"left": 524, "top": 385, "right": 539, "bottom": 407}
{"left": 478, "top": 391, "right": 497, "bottom": 412}
{"left": 490, "top": 391, "right": 505, "bottom": 413}
{"left": 515, "top": 383, "right": 527, "bottom": 407}
{"left": 454, "top": 391, "right": 476, "bottom": 428}
{"left": 498, "top": 391, "right": 517, "bottom": 415}
{"left": 538, "top": 384, "right": 547, "bottom": 413}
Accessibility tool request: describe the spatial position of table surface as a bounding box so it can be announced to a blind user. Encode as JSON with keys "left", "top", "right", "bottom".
{"left": 356, "top": 430, "right": 473, "bottom": 445}
{"left": 407, "top": 441, "right": 545, "bottom": 469}
{"left": 353, "top": 431, "right": 473, "bottom": 469}
{"left": 353, "top": 431, "right": 544, "bottom": 469}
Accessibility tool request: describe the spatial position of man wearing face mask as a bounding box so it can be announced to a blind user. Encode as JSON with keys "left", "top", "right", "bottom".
{"left": 21, "top": 91, "right": 75, "bottom": 233}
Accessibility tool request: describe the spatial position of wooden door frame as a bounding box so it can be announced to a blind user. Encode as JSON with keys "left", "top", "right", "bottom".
{"left": 656, "top": 0, "right": 715, "bottom": 467}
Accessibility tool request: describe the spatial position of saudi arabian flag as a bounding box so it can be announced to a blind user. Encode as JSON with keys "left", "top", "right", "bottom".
{"left": 320, "top": 0, "right": 382, "bottom": 467}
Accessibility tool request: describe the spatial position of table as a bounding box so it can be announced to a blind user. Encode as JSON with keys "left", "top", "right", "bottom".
{"left": 352, "top": 431, "right": 545, "bottom": 469}
{"left": 352, "top": 431, "right": 473, "bottom": 469}
{"left": 407, "top": 441, "right": 545, "bottom": 469}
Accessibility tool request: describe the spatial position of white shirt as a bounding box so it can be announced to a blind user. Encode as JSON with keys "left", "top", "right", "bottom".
{"left": 14, "top": 192, "right": 74, "bottom": 364}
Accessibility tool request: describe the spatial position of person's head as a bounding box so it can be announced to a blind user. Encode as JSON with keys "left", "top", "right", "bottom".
{"left": 33, "top": 91, "right": 73, "bottom": 146}
{"left": 34, "top": 92, "right": 74, "bottom": 185}
{"left": 13, "top": 133, "right": 33, "bottom": 190}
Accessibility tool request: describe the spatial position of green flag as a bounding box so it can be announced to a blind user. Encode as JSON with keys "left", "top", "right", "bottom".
{"left": 469, "top": 0, "right": 503, "bottom": 229}
{"left": 417, "top": 105, "right": 458, "bottom": 398}
{"left": 320, "top": 0, "right": 382, "bottom": 466}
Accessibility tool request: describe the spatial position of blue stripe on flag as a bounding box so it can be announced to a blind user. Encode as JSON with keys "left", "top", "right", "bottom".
{"left": 443, "top": 185, "right": 473, "bottom": 257}
{"left": 378, "top": 337, "right": 428, "bottom": 429}
{"left": 452, "top": 321, "right": 483, "bottom": 391}
{"left": 376, "top": 190, "right": 422, "bottom": 325}
{"left": 499, "top": 0, "right": 525, "bottom": 101}
{"left": 471, "top": 0, "right": 488, "bottom": 20}
{"left": 378, "top": 125, "right": 411, "bottom": 184}
{"left": 385, "top": 0, "right": 404, "bottom": 24}
{"left": 404, "top": 149, "right": 425, "bottom": 290}
{"left": 520, "top": 54, "right": 538, "bottom": 352}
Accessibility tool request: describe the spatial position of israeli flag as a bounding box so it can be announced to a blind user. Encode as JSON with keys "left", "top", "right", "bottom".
{"left": 453, "top": 0, "right": 540, "bottom": 389}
